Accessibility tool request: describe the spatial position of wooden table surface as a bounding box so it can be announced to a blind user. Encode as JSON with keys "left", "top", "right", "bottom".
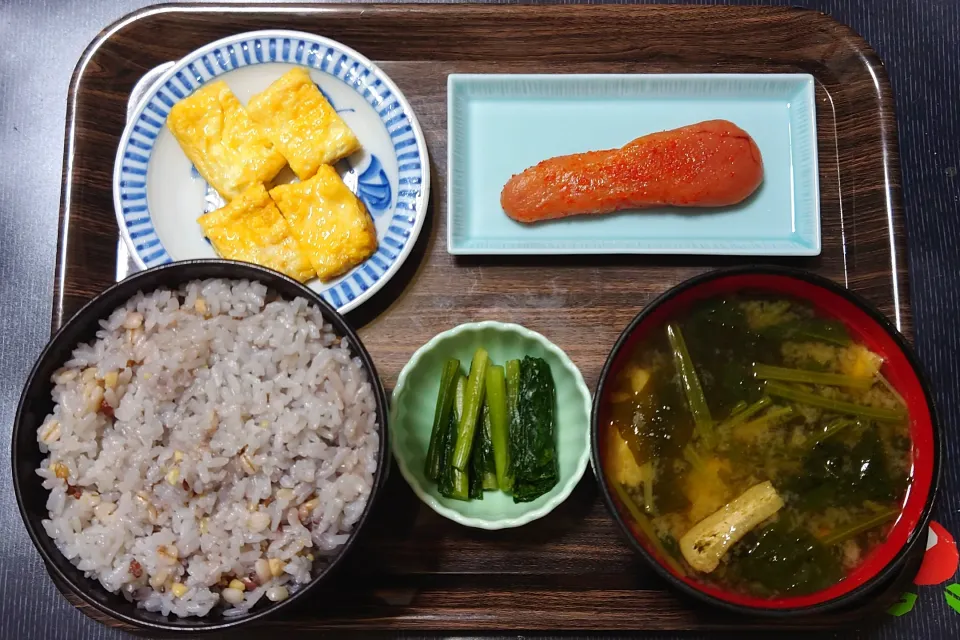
{"left": 2, "top": 1, "right": 959, "bottom": 639}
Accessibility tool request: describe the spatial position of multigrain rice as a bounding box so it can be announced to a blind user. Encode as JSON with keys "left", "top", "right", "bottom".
{"left": 36, "top": 279, "right": 379, "bottom": 617}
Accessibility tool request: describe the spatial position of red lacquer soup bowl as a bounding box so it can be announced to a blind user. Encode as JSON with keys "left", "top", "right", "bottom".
{"left": 590, "top": 266, "right": 941, "bottom": 616}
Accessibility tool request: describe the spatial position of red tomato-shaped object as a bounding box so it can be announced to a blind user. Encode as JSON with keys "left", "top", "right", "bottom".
{"left": 914, "top": 521, "right": 959, "bottom": 586}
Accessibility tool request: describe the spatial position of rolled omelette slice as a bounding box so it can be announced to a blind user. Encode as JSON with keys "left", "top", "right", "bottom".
{"left": 270, "top": 165, "right": 378, "bottom": 282}
{"left": 197, "top": 183, "right": 315, "bottom": 283}
{"left": 247, "top": 68, "right": 361, "bottom": 181}
{"left": 167, "top": 81, "right": 287, "bottom": 201}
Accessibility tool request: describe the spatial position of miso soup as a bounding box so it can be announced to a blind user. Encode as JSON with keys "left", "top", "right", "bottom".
{"left": 602, "top": 294, "right": 912, "bottom": 598}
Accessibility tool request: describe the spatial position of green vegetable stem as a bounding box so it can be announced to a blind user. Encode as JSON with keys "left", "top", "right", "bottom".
{"left": 451, "top": 348, "right": 490, "bottom": 472}
{"left": 504, "top": 359, "right": 521, "bottom": 493}
{"left": 717, "top": 396, "right": 772, "bottom": 432}
{"left": 486, "top": 364, "right": 512, "bottom": 492}
{"left": 754, "top": 363, "right": 873, "bottom": 390}
{"left": 424, "top": 359, "right": 461, "bottom": 482}
{"left": 474, "top": 403, "right": 498, "bottom": 493}
{"left": 799, "top": 417, "right": 859, "bottom": 450}
{"left": 468, "top": 407, "right": 487, "bottom": 500}
{"left": 736, "top": 405, "right": 793, "bottom": 433}
{"left": 666, "top": 323, "right": 713, "bottom": 444}
{"left": 611, "top": 482, "right": 686, "bottom": 576}
{"left": 439, "top": 374, "right": 470, "bottom": 500}
{"left": 683, "top": 445, "right": 706, "bottom": 473}
{"left": 765, "top": 381, "right": 906, "bottom": 422}
{"left": 818, "top": 506, "right": 899, "bottom": 546}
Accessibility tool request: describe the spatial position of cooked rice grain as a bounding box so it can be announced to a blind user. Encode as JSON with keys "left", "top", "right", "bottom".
{"left": 36, "top": 279, "right": 379, "bottom": 617}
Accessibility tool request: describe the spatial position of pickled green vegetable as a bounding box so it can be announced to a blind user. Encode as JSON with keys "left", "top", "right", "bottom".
{"left": 424, "top": 359, "right": 461, "bottom": 481}
{"left": 451, "top": 348, "right": 489, "bottom": 472}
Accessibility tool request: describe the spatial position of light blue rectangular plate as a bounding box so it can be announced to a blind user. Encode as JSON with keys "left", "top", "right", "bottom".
{"left": 447, "top": 73, "right": 820, "bottom": 256}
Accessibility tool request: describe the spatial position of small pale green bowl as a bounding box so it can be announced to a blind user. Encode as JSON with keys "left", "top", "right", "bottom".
{"left": 389, "top": 321, "right": 592, "bottom": 529}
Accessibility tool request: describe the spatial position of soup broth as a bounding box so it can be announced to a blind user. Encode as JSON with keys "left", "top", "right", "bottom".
{"left": 603, "top": 294, "right": 912, "bottom": 598}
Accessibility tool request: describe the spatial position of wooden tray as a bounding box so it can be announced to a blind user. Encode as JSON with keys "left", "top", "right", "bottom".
{"left": 54, "top": 3, "right": 913, "bottom": 633}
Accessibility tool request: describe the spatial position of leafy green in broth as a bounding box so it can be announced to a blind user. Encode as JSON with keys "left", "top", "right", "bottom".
{"left": 603, "top": 294, "right": 912, "bottom": 598}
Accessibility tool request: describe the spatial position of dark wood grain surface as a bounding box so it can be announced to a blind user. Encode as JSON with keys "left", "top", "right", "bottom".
{"left": 56, "top": 2, "right": 913, "bottom": 357}
{"left": 45, "top": 3, "right": 918, "bottom": 633}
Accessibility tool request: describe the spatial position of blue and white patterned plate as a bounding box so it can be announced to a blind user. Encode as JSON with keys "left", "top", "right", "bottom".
{"left": 113, "top": 30, "right": 430, "bottom": 313}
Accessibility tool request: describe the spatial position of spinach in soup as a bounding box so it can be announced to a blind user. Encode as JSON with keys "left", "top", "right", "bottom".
{"left": 603, "top": 294, "right": 912, "bottom": 598}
